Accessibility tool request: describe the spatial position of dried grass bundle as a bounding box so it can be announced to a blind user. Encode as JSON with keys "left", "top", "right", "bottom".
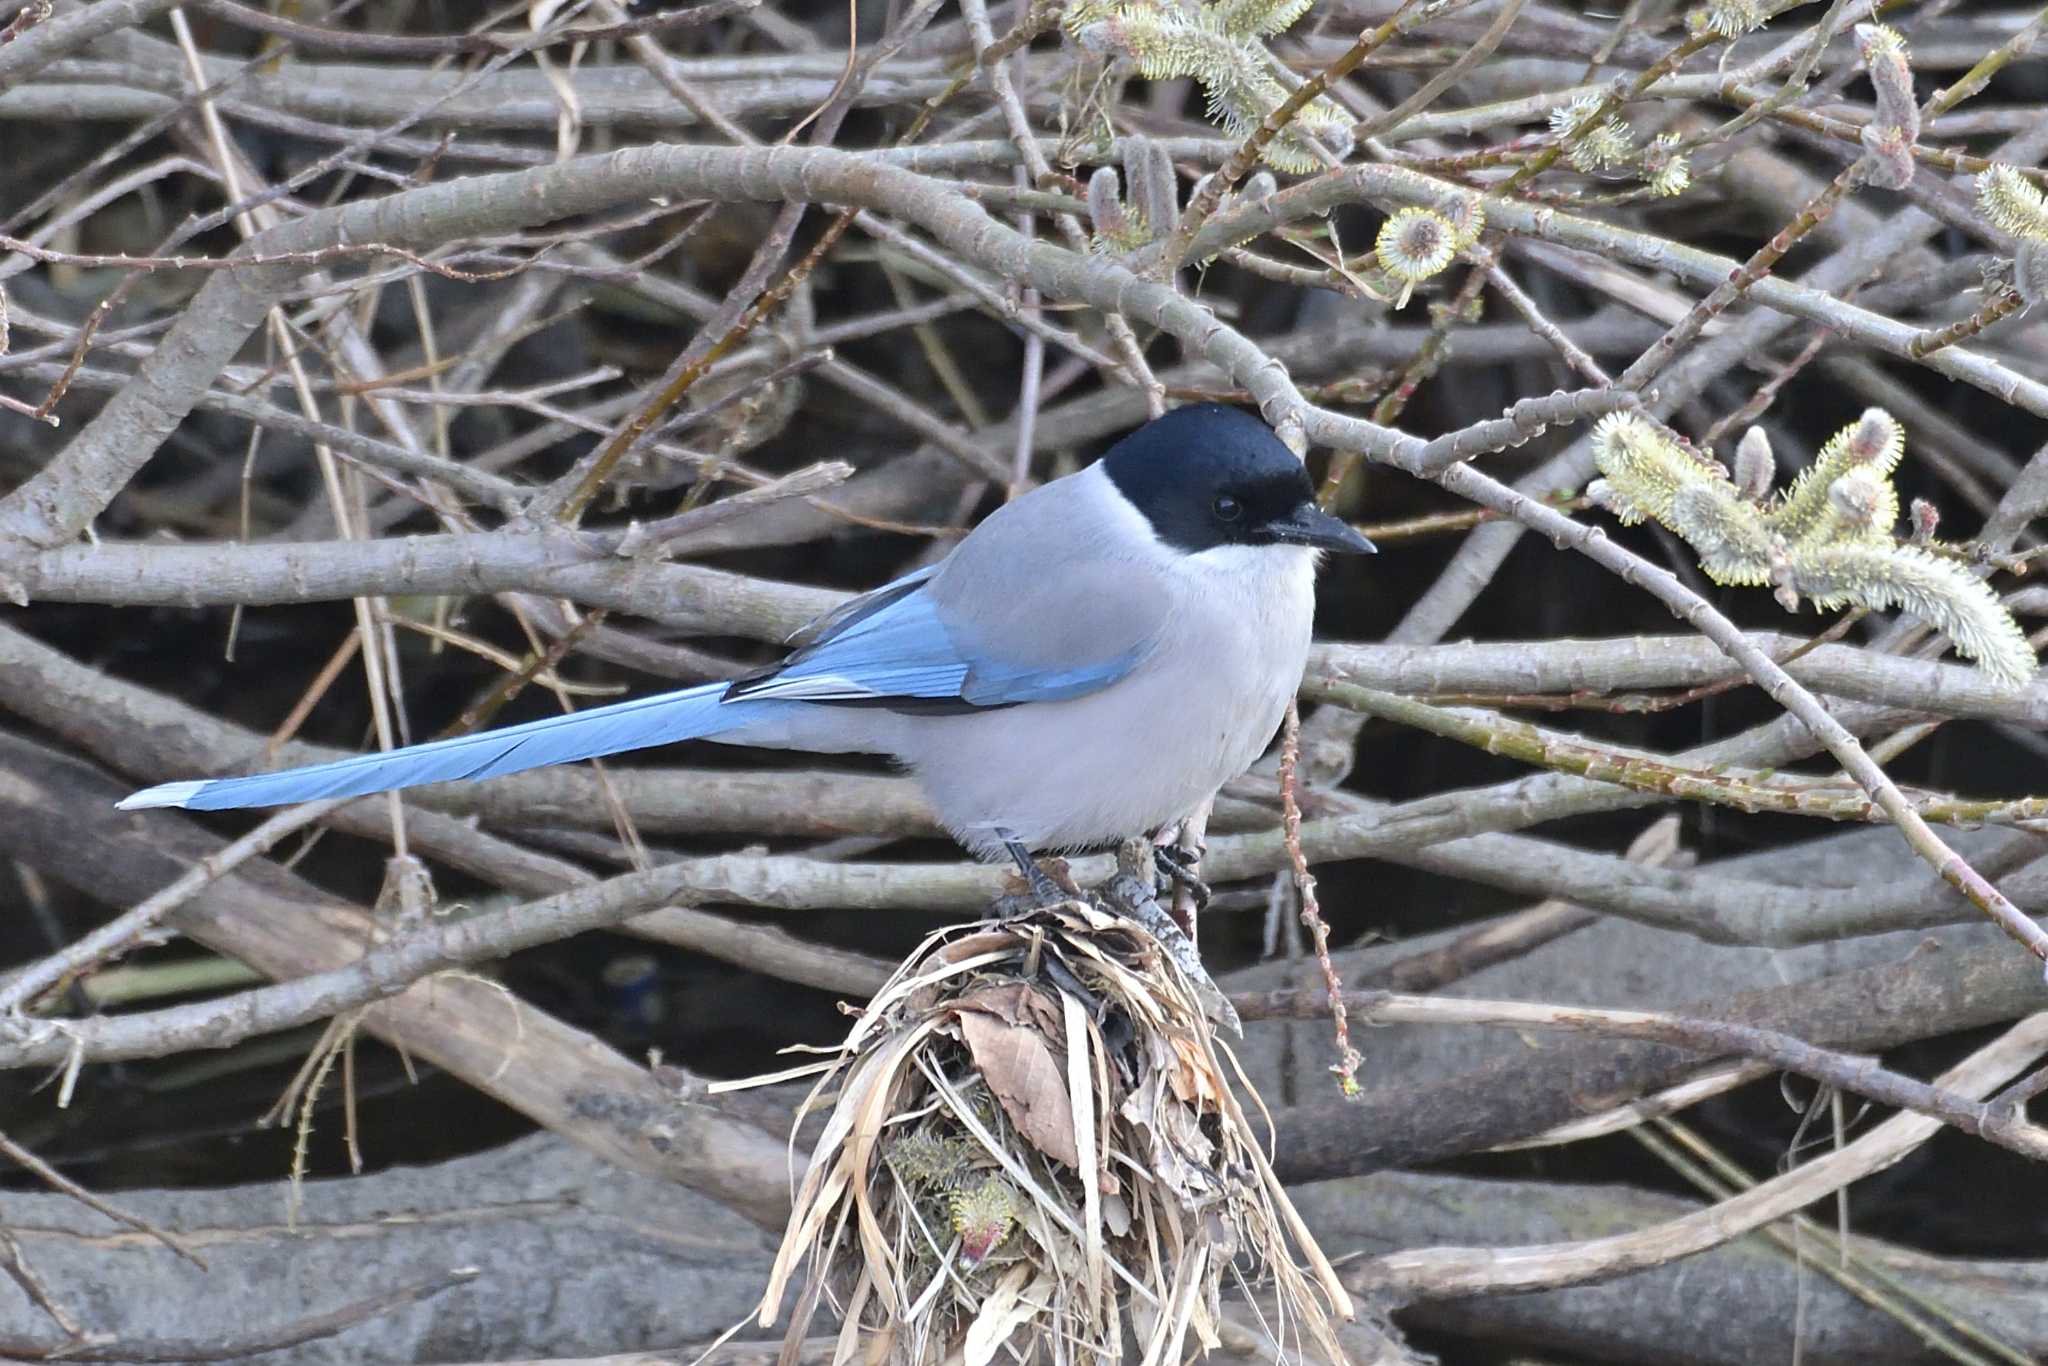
{"left": 751, "top": 889, "right": 1352, "bottom": 1365}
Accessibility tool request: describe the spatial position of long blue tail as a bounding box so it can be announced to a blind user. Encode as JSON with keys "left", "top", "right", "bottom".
{"left": 119, "top": 681, "right": 754, "bottom": 812}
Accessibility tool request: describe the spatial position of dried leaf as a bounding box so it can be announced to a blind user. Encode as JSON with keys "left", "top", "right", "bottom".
{"left": 956, "top": 980, "right": 1065, "bottom": 1036}
{"left": 957, "top": 1009, "right": 1081, "bottom": 1168}
{"left": 1102, "top": 1189, "right": 1133, "bottom": 1238}
{"left": 928, "top": 930, "right": 1017, "bottom": 967}
{"left": 962, "top": 1265, "right": 1036, "bottom": 1366}
{"left": 1167, "top": 1034, "right": 1221, "bottom": 1108}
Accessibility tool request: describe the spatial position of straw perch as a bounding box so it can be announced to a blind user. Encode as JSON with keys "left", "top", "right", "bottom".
{"left": 749, "top": 840, "right": 1354, "bottom": 1365}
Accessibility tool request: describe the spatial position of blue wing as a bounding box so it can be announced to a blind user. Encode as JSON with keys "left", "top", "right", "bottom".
{"left": 728, "top": 567, "right": 1153, "bottom": 709}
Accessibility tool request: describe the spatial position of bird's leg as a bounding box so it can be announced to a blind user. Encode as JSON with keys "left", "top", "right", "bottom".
{"left": 1154, "top": 803, "right": 1214, "bottom": 935}
{"left": 1108, "top": 838, "right": 1239, "bottom": 1037}
{"left": 999, "top": 831, "right": 1068, "bottom": 905}
{"left": 1152, "top": 842, "right": 1212, "bottom": 916}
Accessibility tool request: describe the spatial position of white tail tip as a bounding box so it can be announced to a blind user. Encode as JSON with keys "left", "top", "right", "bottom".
{"left": 117, "top": 780, "right": 207, "bottom": 811}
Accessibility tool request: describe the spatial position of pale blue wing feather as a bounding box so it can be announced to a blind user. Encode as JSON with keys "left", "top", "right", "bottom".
{"left": 730, "top": 581, "right": 1150, "bottom": 706}
{"left": 780, "top": 564, "right": 937, "bottom": 650}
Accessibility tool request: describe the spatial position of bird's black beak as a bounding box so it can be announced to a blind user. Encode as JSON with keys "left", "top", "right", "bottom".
{"left": 1260, "top": 503, "right": 1377, "bottom": 554}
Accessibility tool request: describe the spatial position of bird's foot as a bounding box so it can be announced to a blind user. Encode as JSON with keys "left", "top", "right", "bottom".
{"left": 1152, "top": 843, "right": 1212, "bottom": 915}
{"left": 988, "top": 839, "right": 1110, "bottom": 1021}
{"left": 1104, "top": 842, "right": 1240, "bottom": 1038}
{"left": 1000, "top": 835, "right": 1078, "bottom": 908}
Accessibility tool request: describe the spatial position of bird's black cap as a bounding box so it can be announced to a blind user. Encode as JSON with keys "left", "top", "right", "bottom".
{"left": 1099, "top": 404, "right": 1375, "bottom": 556}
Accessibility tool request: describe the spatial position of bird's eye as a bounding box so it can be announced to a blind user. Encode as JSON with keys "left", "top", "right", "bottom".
{"left": 1212, "top": 494, "right": 1244, "bottom": 523}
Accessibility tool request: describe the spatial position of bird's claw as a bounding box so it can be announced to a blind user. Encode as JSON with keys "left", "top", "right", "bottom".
{"left": 1152, "top": 844, "right": 1212, "bottom": 913}
{"left": 1000, "top": 834, "right": 1077, "bottom": 907}
{"left": 1019, "top": 864, "right": 1069, "bottom": 905}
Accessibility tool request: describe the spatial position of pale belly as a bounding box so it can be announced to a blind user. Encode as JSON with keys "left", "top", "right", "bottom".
{"left": 893, "top": 549, "right": 1316, "bottom": 855}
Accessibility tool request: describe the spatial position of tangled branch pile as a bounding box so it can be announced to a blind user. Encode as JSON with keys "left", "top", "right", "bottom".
{"left": 3, "top": 0, "right": 2048, "bottom": 1361}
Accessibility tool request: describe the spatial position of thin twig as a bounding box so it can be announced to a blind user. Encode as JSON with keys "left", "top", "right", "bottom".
{"left": 1277, "top": 701, "right": 1361, "bottom": 1097}
{"left": 0, "top": 1129, "right": 203, "bottom": 1267}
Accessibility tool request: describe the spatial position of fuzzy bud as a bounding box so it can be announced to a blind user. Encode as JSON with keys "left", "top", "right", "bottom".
{"left": 1211, "top": 0, "right": 1315, "bottom": 41}
{"left": 1571, "top": 119, "right": 1636, "bottom": 172}
{"left": 1910, "top": 498, "right": 1940, "bottom": 543}
{"left": 1442, "top": 195, "right": 1486, "bottom": 249}
{"left": 1976, "top": 165, "right": 2048, "bottom": 240}
{"left": 1549, "top": 96, "right": 1634, "bottom": 172}
{"left": 1670, "top": 481, "right": 1776, "bottom": 587}
{"left": 1795, "top": 542, "right": 2038, "bottom": 690}
{"left": 1548, "top": 95, "right": 1603, "bottom": 140}
{"left": 1376, "top": 206, "right": 1457, "bottom": 306}
{"left": 1087, "top": 166, "right": 1130, "bottom": 240}
{"left": 1692, "top": 0, "right": 1765, "bottom": 38}
{"left": 1860, "top": 124, "right": 1917, "bottom": 191}
{"left": 1122, "top": 136, "right": 1177, "bottom": 243}
{"left": 1641, "top": 133, "right": 1692, "bottom": 198}
{"left": 1065, "top": 0, "right": 1344, "bottom": 174}
{"left": 1854, "top": 20, "right": 1919, "bottom": 191}
{"left": 1242, "top": 170, "right": 1279, "bottom": 203}
{"left": 1593, "top": 414, "right": 1734, "bottom": 527}
{"left": 1827, "top": 467, "right": 1891, "bottom": 535}
{"left": 1840, "top": 408, "right": 1904, "bottom": 468}
{"left": 1765, "top": 540, "right": 1801, "bottom": 612}
{"left": 1765, "top": 408, "right": 1902, "bottom": 545}
{"left": 886, "top": 1131, "right": 971, "bottom": 1187}
{"left": 1856, "top": 24, "right": 1919, "bottom": 183}
{"left": 1734, "top": 426, "right": 1775, "bottom": 501}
